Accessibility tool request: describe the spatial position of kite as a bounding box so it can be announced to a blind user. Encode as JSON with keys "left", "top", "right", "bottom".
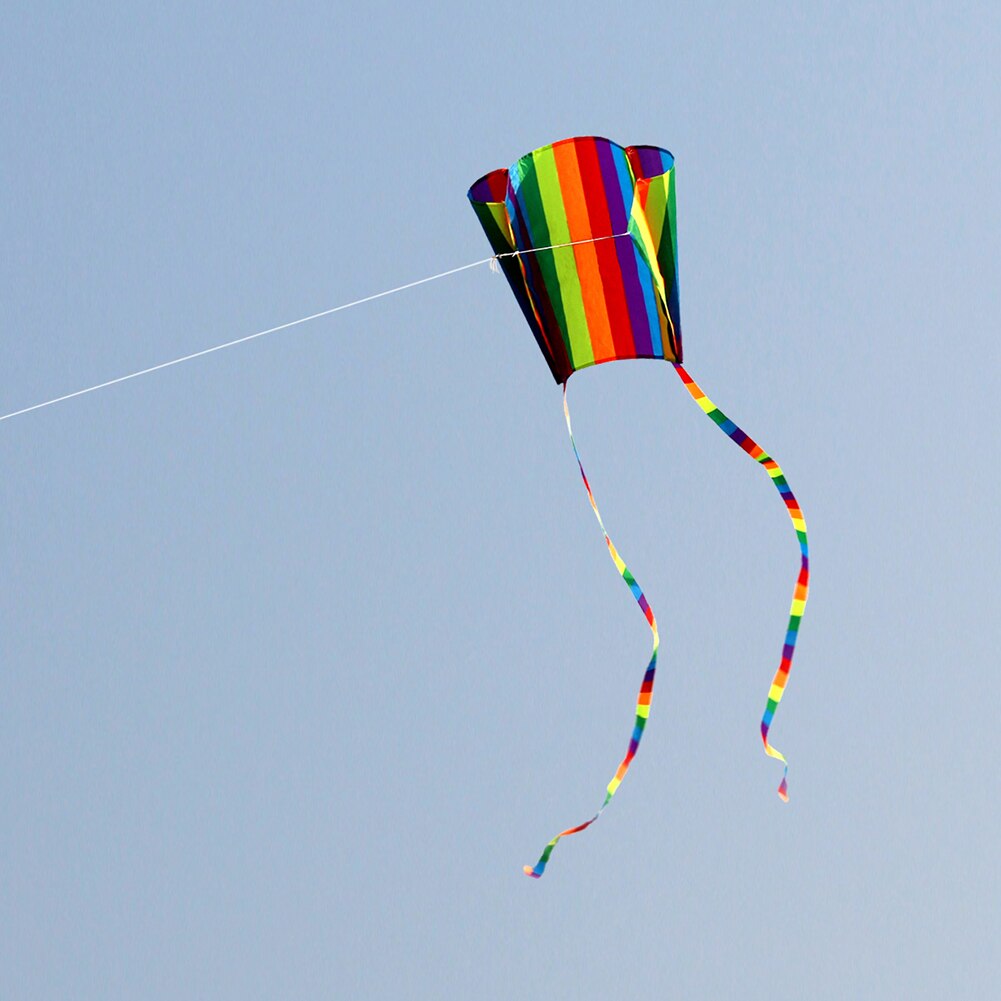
{"left": 468, "top": 136, "right": 810, "bottom": 878}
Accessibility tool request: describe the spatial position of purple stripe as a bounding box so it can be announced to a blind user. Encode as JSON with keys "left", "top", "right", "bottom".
{"left": 469, "top": 169, "right": 509, "bottom": 203}
{"left": 631, "top": 146, "right": 675, "bottom": 179}
{"left": 596, "top": 141, "right": 629, "bottom": 231}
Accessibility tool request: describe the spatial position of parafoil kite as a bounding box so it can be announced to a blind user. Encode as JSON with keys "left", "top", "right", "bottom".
{"left": 468, "top": 136, "right": 810, "bottom": 878}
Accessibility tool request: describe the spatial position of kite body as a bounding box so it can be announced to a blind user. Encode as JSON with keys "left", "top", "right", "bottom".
{"left": 468, "top": 137, "right": 810, "bottom": 878}
{"left": 468, "top": 136, "right": 681, "bottom": 383}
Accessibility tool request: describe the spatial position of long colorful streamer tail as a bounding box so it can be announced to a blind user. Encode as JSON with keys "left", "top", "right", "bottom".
{"left": 673, "top": 362, "right": 809, "bottom": 802}
{"left": 524, "top": 384, "right": 660, "bottom": 879}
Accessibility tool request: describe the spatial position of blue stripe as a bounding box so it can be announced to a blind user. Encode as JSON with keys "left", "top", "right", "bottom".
{"left": 610, "top": 145, "right": 635, "bottom": 223}
{"left": 632, "top": 243, "right": 663, "bottom": 354}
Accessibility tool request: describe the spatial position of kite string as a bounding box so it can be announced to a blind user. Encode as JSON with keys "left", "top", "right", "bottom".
{"left": 0, "top": 233, "right": 630, "bottom": 425}
{"left": 672, "top": 362, "right": 809, "bottom": 802}
{"left": 0, "top": 258, "right": 490, "bottom": 424}
{"left": 523, "top": 382, "right": 660, "bottom": 879}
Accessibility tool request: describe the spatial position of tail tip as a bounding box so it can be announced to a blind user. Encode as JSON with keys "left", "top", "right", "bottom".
{"left": 777, "top": 778, "right": 790, "bottom": 803}
{"left": 523, "top": 865, "right": 542, "bottom": 879}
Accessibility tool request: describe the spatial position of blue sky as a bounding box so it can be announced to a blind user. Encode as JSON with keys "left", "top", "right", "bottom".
{"left": 2, "top": 3, "right": 998, "bottom": 998}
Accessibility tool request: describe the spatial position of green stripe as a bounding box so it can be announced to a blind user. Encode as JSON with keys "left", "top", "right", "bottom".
{"left": 511, "top": 155, "right": 573, "bottom": 364}
{"left": 664, "top": 169, "right": 678, "bottom": 297}
{"left": 531, "top": 147, "right": 594, "bottom": 370}
{"left": 470, "top": 201, "right": 514, "bottom": 256}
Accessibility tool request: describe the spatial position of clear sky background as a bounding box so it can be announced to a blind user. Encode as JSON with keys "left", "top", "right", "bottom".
{"left": 2, "top": 3, "right": 998, "bottom": 998}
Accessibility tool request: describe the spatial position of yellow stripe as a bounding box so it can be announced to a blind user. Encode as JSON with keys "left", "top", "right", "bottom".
{"left": 607, "top": 542, "right": 627, "bottom": 574}
{"left": 640, "top": 173, "right": 668, "bottom": 252}
{"left": 628, "top": 180, "right": 667, "bottom": 308}
{"left": 533, "top": 146, "right": 593, "bottom": 369}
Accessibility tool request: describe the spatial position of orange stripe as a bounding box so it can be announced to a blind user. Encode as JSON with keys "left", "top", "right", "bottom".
{"left": 552, "top": 141, "right": 616, "bottom": 363}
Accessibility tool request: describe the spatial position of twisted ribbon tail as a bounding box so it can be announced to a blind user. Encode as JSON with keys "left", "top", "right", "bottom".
{"left": 524, "top": 385, "right": 660, "bottom": 879}
{"left": 673, "top": 362, "right": 809, "bottom": 802}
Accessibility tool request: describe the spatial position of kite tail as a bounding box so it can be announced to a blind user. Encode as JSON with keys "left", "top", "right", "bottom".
{"left": 672, "top": 362, "right": 809, "bottom": 802}
{"left": 523, "top": 385, "right": 660, "bottom": 879}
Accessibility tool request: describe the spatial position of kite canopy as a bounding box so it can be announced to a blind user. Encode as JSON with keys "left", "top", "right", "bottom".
{"left": 468, "top": 136, "right": 682, "bottom": 383}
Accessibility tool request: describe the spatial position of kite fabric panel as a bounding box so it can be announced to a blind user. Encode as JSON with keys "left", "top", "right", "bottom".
{"left": 467, "top": 136, "right": 681, "bottom": 383}
{"left": 468, "top": 137, "right": 809, "bottom": 879}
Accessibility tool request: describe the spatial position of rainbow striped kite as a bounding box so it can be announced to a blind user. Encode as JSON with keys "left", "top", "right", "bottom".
{"left": 468, "top": 136, "right": 810, "bottom": 878}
